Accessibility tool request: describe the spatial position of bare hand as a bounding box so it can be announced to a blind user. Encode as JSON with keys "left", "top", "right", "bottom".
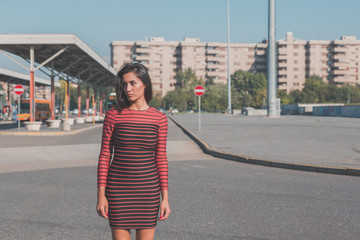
{"left": 97, "top": 195, "right": 109, "bottom": 219}
{"left": 158, "top": 199, "right": 171, "bottom": 221}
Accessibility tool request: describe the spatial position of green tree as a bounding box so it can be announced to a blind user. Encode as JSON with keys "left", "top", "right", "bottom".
{"left": 299, "top": 75, "right": 326, "bottom": 103}
{"left": 149, "top": 94, "right": 162, "bottom": 108}
{"left": 202, "top": 84, "right": 227, "bottom": 112}
{"left": 277, "top": 90, "right": 290, "bottom": 105}
{"left": 231, "top": 69, "right": 267, "bottom": 108}
{"left": 164, "top": 68, "right": 206, "bottom": 111}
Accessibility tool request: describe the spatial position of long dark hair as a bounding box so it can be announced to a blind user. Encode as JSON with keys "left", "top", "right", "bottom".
{"left": 114, "top": 63, "right": 153, "bottom": 111}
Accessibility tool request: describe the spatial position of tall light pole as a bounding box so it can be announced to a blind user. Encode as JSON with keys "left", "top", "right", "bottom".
{"left": 227, "top": 0, "right": 232, "bottom": 114}
{"left": 267, "top": 0, "right": 277, "bottom": 117}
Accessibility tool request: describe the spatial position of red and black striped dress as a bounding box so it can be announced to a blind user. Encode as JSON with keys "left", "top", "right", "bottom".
{"left": 97, "top": 107, "right": 168, "bottom": 229}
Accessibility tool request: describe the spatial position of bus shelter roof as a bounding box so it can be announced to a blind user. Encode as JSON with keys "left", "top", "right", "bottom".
{"left": 0, "top": 34, "right": 116, "bottom": 88}
{"left": 0, "top": 68, "right": 60, "bottom": 87}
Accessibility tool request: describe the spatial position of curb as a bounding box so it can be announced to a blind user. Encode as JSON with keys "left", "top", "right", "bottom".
{"left": 0, "top": 124, "right": 103, "bottom": 136}
{"left": 169, "top": 117, "right": 360, "bottom": 177}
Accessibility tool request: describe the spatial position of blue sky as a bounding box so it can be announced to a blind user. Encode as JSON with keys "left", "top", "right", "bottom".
{"left": 1, "top": 0, "right": 360, "bottom": 74}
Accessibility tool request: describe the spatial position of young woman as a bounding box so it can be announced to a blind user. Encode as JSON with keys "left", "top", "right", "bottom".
{"left": 97, "top": 63, "right": 170, "bottom": 240}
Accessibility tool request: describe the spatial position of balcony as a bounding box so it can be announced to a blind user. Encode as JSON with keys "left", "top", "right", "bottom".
{"left": 206, "top": 63, "right": 221, "bottom": 68}
{"left": 278, "top": 48, "right": 287, "bottom": 55}
{"left": 206, "top": 71, "right": 219, "bottom": 77}
{"left": 206, "top": 49, "right": 220, "bottom": 55}
{"left": 278, "top": 54, "right": 287, "bottom": 60}
{"left": 135, "top": 55, "right": 149, "bottom": 61}
{"left": 135, "top": 48, "right": 150, "bottom": 54}
{"left": 278, "top": 77, "right": 287, "bottom": 83}
{"left": 255, "top": 57, "right": 266, "bottom": 62}
{"left": 256, "top": 50, "right": 266, "bottom": 55}
{"left": 331, "top": 69, "right": 347, "bottom": 75}
{"left": 333, "top": 61, "right": 349, "bottom": 68}
{"left": 207, "top": 56, "right": 224, "bottom": 62}
{"left": 332, "top": 77, "right": 356, "bottom": 83}
{"left": 333, "top": 47, "right": 347, "bottom": 53}
{"left": 278, "top": 62, "right": 287, "bottom": 67}
{"left": 278, "top": 70, "right": 287, "bottom": 76}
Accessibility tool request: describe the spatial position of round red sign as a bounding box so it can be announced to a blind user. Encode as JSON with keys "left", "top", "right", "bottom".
{"left": 194, "top": 85, "right": 205, "bottom": 96}
{"left": 14, "top": 85, "right": 24, "bottom": 95}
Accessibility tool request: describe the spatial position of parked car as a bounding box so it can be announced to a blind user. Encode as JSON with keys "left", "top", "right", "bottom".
{"left": 82, "top": 108, "right": 94, "bottom": 114}
{"left": 73, "top": 109, "right": 79, "bottom": 115}
{"left": 157, "top": 108, "right": 167, "bottom": 114}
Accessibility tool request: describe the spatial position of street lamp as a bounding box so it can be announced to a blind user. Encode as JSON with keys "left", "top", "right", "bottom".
{"left": 227, "top": 0, "right": 232, "bottom": 114}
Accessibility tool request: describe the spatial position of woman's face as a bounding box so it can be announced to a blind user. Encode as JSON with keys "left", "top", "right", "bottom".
{"left": 123, "top": 72, "right": 146, "bottom": 103}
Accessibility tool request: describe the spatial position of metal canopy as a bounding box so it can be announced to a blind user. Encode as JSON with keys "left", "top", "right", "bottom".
{"left": 0, "top": 34, "right": 116, "bottom": 88}
{"left": 0, "top": 68, "right": 60, "bottom": 87}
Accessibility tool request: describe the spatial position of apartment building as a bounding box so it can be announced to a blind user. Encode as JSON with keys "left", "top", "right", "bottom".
{"left": 277, "top": 32, "right": 360, "bottom": 92}
{"left": 111, "top": 33, "right": 360, "bottom": 95}
{"left": 329, "top": 36, "right": 360, "bottom": 86}
{"left": 111, "top": 37, "right": 268, "bottom": 96}
{"left": 111, "top": 37, "right": 179, "bottom": 96}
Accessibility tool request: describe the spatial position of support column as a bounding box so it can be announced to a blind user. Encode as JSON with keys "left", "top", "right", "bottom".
{"left": 51, "top": 67, "right": 55, "bottom": 120}
{"left": 7, "top": 82, "right": 10, "bottom": 106}
{"left": 77, "top": 83, "right": 81, "bottom": 117}
{"left": 94, "top": 89, "right": 97, "bottom": 116}
{"left": 66, "top": 79, "right": 70, "bottom": 117}
{"left": 30, "top": 46, "right": 35, "bottom": 122}
{"left": 99, "top": 90, "right": 103, "bottom": 116}
{"left": 86, "top": 86, "right": 90, "bottom": 117}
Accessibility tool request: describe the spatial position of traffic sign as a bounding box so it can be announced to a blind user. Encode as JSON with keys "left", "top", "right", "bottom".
{"left": 14, "top": 85, "right": 24, "bottom": 95}
{"left": 194, "top": 85, "right": 205, "bottom": 96}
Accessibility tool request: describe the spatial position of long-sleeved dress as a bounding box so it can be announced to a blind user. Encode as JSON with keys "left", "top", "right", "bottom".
{"left": 97, "top": 107, "right": 168, "bottom": 229}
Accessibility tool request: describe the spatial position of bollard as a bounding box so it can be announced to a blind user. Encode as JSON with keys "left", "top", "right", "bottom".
{"left": 63, "top": 121, "right": 71, "bottom": 131}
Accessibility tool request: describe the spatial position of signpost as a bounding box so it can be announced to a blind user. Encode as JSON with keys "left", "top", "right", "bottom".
{"left": 14, "top": 85, "right": 24, "bottom": 131}
{"left": 194, "top": 85, "right": 205, "bottom": 131}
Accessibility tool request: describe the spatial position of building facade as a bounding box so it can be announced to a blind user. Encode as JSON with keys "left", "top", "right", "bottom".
{"left": 111, "top": 33, "right": 360, "bottom": 95}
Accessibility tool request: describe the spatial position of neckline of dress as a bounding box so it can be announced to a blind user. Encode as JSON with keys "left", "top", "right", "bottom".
{"left": 127, "top": 106, "right": 152, "bottom": 111}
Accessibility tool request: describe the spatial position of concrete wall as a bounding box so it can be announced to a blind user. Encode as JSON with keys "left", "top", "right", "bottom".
{"left": 313, "top": 105, "right": 360, "bottom": 118}
{"left": 281, "top": 103, "right": 344, "bottom": 115}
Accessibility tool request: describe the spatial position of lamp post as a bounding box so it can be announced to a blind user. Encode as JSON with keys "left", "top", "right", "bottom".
{"left": 227, "top": 0, "right": 232, "bottom": 114}
{"left": 267, "top": 0, "right": 278, "bottom": 117}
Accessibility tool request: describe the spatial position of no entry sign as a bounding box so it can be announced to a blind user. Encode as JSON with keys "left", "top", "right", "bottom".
{"left": 14, "top": 85, "right": 24, "bottom": 95}
{"left": 194, "top": 85, "right": 205, "bottom": 96}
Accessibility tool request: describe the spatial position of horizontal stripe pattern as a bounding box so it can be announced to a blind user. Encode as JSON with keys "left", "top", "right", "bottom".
{"left": 97, "top": 107, "right": 168, "bottom": 229}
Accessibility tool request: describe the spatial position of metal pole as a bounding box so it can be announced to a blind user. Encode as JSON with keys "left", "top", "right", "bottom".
{"left": 18, "top": 95, "right": 20, "bottom": 131}
{"left": 65, "top": 81, "right": 68, "bottom": 120}
{"left": 66, "top": 78, "right": 70, "bottom": 118}
{"left": 267, "top": 0, "right": 277, "bottom": 117}
{"left": 86, "top": 86, "right": 90, "bottom": 116}
{"left": 92, "top": 93, "right": 95, "bottom": 124}
{"left": 99, "top": 90, "right": 103, "bottom": 116}
{"left": 198, "top": 96, "right": 201, "bottom": 131}
{"left": 30, "top": 46, "right": 35, "bottom": 122}
{"left": 78, "top": 83, "right": 81, "bottom": 117}
{"left": 51, "top": 62, "right": 55, "bottom": 120}
{"left": 227, "top": 0, "right": 232, "bottom": 114}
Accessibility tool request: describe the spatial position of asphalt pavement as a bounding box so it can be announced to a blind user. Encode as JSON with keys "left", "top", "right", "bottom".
{"left": 170, "top": 113, "right": 360, "bottom": 172}
{"left": 0, "top": 118, "right": 359, "bottom": 239}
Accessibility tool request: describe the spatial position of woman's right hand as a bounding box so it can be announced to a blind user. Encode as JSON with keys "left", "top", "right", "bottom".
{"left": 97, "top": 194, "right": 109, "bottom": 219}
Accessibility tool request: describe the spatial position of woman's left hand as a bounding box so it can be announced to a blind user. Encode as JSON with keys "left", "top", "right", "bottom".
{"left": 158, "top": 199, "right": 171, "bottom": 221}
